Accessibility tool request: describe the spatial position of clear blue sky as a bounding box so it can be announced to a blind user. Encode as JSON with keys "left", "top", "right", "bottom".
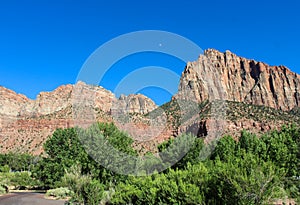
{"left": 0, "top": 0, "right": 299, "bottom": 105}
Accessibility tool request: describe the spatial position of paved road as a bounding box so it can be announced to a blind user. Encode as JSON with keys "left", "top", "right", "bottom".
{"left": 0, "top": 192, "right": 66, "bottom": 205}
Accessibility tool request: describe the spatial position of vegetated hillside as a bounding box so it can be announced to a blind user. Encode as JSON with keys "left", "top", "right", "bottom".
{"left": 147, "top": 99, "right": 300, "bottom": 141}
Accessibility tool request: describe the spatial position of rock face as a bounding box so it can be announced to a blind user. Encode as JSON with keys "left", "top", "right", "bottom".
{"left": 0, "top": 86, "right": 32, "bottom": 117}
{"left": 173, "top": 49, "right": 300, "bottom": 139}
{"left": 112, "top": 94, "right": 157, "bottom": 115}
{"left": 0, "top": 81, "right": 157, "bottom": 118}
{"left": 177, "top": 49, "right": 300, "bottom": 111}
{"left": 0, "top": 81, "right": 157, "bottom": 154}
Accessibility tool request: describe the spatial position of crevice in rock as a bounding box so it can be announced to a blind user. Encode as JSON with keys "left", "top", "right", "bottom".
{"left": 249, "top": 61, "right": 260, "bottom": 83}
{"left": 197, "top": 121, "right": 208, "bottom": 137}
{"left": 283, "top": 66, "right": 291, "bottom": 87}
{"left": 294, "top": 92, "right": 299, "bottom": 106}
{"left": 240, "top": 60, "right": 247, "bottom": 81}
{"left": 244, "top": 75, "right": 261, "bottom": 101}
{"left": 294, "top": 77, "right": 300, "bottom": 107}
{"left": 243, "top": 62, "right": 262, "bottom": 101}
{"left": 269, "top": 74, "right": 278, "bottom": 104}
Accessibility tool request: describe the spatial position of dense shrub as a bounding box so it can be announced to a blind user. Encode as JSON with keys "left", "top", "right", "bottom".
{"left": 46, "top": 187, "right": 72, "bottom": 199}
{"left": 0, "top": 184, "right": 8, "bottom": 194}
{"left": 9, "top": 171, "right": 35, "bottom": 189}
{"left": 0, "top": 153, "right": 38, "bottom": 172}
{"left": 207, "top": 153, "right": 287, "bottom": 204}
{"left": 0, "top": 171, "right": 38, "bottom": 190}
{"left": 111, "top": 163, "right": 208, "bottom": 205}
{"left": 62, "top": 165, "right": 104, "bottom": 205}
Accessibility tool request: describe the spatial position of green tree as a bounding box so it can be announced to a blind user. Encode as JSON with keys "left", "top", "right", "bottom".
{"left": 34, "top": 122, "right": 137, "bottom": 188}
{"left": 211, "top": 135, "right": 236, "bottom": 161}
{"left": 208, "top": 152, "right": 287, "bottom": 205}
{"left": 33, "top": 127, "right": 89, "bottom": 188}
{"left": 158, "top": 134, "right": 204, "bottom": 170}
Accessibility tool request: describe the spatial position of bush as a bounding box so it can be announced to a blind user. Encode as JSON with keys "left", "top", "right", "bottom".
{"left": 111, "top": 163, "right": 209, "bottom": 205}
{"left": 9, "top": 171, "right": 35, "bottom": 189}
{"left": 0, "top": 165, "right": 10, "bottom": 173}
{"left": 1, "top": 171, "right": 37, "bottom": 190}
{"left": 0, "top": 153, "right": 38, "bottom": 172}
{"left": 80, "top": 179, "right": 103, "bottom": 205}
{"left": 207, "top": 153, "right": 287, "bottom": 204}
{"left": 46, "top": 187, "right": 72, "bottom": 199}
{"left": 0, "top": 184, "right": 8, "bottom": 195}
{"left": 62, "top": 165, "right": 104, "bottom": 205}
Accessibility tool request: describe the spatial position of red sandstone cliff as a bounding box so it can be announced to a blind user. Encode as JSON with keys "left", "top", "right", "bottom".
{"left": 177, "top": 49, "right": 300, "bottom": 111}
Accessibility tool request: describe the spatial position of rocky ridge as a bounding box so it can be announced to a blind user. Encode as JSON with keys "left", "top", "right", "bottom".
{"left": 0, "top": 81, "right": 157, "bottom": 154}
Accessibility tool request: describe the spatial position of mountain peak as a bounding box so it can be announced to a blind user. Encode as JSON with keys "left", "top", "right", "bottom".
{"left": 177, "top": 49, "right": 300, "bottom": 111}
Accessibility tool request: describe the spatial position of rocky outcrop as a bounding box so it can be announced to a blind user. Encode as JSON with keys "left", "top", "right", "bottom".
{"left": 0, "top": 86, "right": 32, "bottom": 117}
{"left": 177, "top": 49, "right": 300, "bottom": 111}
{"left": 112, "top": 94, "right": 157, "bottom": 115}
{"left": 1, "top": 81, "right": 156, "bottom": 118}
